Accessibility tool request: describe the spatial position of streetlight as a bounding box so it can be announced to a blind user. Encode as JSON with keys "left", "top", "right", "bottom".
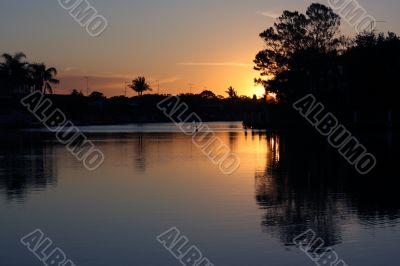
{"left": 84, "top": 76, "right": 90, "bottom": 96}
{"left": 156, "top": 80, "right": 160, "bottom": 94}
{"left": 124, "top": 81, "right": 131, "bottom": 97}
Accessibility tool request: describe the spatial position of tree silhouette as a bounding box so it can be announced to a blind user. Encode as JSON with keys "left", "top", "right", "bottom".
{"left": 344, "top": 32, "right": 400, "bottom": 110}
{"left": 29, "top": 63, "right": 59, "bottom": 94}
{"left": 1, "top": 53, "right": 60, "bottom": 96}
{"left": 0, "top": 52, "right": 30, "bottom": 95}
{"left": 89, "top": 91, "right": 105, "bottom": 99}
{"left": 71, "top": 89, "right": 84, "bottom": 97}
{"left": 129, "top": 77, "right": 152, "bottom": 96}
{"left": 199, "top": 90, "right": 216, "bottom": 99}
{"left": 254, "top": 3, "right": 345, "bottom": 102}
{"left": 225, "top": 86, "right": 238, "bottom": 99}
{"left": 306, "top": 3, "right": 342, "bottom": 52}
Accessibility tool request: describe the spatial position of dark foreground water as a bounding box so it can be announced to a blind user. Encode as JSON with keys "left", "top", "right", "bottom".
{"left": 0, "top": 122, "right": 399, "bottom": 266}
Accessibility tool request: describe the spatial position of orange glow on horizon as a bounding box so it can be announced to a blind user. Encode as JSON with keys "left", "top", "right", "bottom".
{"left": 57, "top": 68, "right": 274, "bottom": 99}
{"left": 267, "top": 92, "right": 277, "bottom": 101}
{"left": 254, "top": 84, "right": 266, "bottom": 98}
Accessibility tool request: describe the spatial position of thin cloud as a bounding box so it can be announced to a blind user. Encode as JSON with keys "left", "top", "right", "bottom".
{"left": 177, "top": 62, "right": 252, "bottom": 68}
{"left": 158, "top": 76, "right": 182, "bottom": 84}
{"left": 257, "top": 10, "right": 281, "bottom": 19}
{"left": 63, "top": 67, "right": 74, "bottom": 72}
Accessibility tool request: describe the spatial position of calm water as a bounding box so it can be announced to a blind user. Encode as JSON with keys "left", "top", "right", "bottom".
{"left": 0, "top": 122, "right": 399, "bottom": 266}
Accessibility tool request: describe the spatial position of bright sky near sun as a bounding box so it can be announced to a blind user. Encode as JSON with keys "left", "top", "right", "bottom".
{"left": 1, "top": 0, "right": 399, "bottom": 97}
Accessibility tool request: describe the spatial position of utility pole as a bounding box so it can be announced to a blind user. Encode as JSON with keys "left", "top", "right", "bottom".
{"left": 188, "top": 83, "right": 194, "bottom": 94}
{"left": 84, "top": 76, "right": 89, "bottom": 96}
{"left": 156, "top": 80, "right": 160, "bottom": 94}
{"left": 124, "top": 81, "right": 130, "bottom": 97}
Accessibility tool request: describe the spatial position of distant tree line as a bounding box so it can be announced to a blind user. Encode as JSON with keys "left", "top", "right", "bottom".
{"left": 27, "top": 90, "right": 264, "bottom": 125}
{"left": 125, "top": 76, "right": 246, "bottom": 100}
{"left": 0, "top": 55, "right": 256, "bottom": 101}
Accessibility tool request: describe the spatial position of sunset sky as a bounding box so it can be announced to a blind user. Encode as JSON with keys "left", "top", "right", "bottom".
{"left": 1, "top": 0, "right": 399, "bottom": 97}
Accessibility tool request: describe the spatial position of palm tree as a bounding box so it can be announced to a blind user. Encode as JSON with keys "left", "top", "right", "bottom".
{"left": 0, "top": 52, "right": 30, "bottom": 95}
{"left": 225, "top": 86, "right": 238, "bottom": 99}
{"left": 129, "top": 77, "right": 152, "bottom": 96}
{"left": 29, "top": 63, "right": 59, "bottom": 94}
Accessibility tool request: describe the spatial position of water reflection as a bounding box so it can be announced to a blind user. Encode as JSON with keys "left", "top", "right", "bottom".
{"left": 0, "top": 132, "right": 57, "bottom": 201}
{"left": 256, "top": 131, "right": 400, "bottom": 248}
{"left": 135, "top": 134, "right": 146, "bottom": 172}
{"left": 1, "top": 126, "right": 399, "bottom": 258}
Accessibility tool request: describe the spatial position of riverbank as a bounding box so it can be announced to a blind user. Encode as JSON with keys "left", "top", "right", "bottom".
{"left": 243, "top": 107, "right": 400, "bottom": 130}
{"left": 0, "top": 94, "right": 255, "bottom": 128}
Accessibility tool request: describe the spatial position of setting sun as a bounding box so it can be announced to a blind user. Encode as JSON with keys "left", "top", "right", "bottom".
{"left": 254, "top": 84, "right": 266, "bottom": 98}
